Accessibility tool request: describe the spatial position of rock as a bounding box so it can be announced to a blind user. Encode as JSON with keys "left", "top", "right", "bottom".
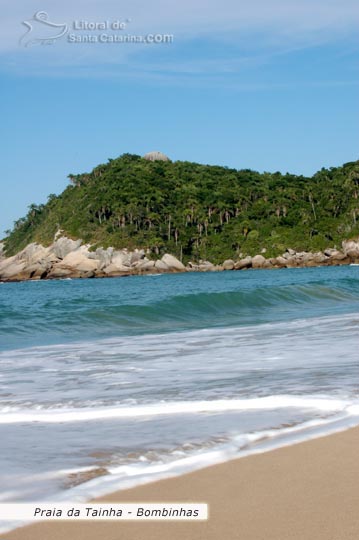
{"left": 326, "top": 249, "right": 347, "bottom": 262}
{"left": 52, "top": 237, "right": 82, "bottom": 259}
{"left": 312, "top": 252, "right": 327, "bottom": 264}
{"left": 111, "top": 251, "right": 132, "bottom": 268}
{"left": 161, "top": 254, "right": 185, "bottom": 271}
{"left": 25, "top": 262, "right": 52, "bottom": 280}
{"left": 47, "top": 246, "right": 98, "bottom": 278}
{"left": 272, "top": 256, "right": 288, "bottom": 268}
{"left": 251, "top": 255, "right": 266, "bottom": 269}
{"left": 286, "top": 248, "right": 296, "bottom": 256}
{"left": 0, "top": 258, "right": 27, "bottom": 280}
{"left": 155, "top": 260, "right": 169, "bottom": 271}
{"left": 223, "top": 259, "right": 235, "bottom": 270}
{"left": 103, "top": 263, "right": 131, "bottom": 276}
{"left": 88, "top": 247, "right": 114, "bottom": 269}
{"left": 47, "top": 267, "right": 74, "bottom": 279}
{"left": 137, "top": 260, "right": 155, "bottom": 271}
{"left": 60, "top": 247, "right": 98, "bottom": 271}
{"left": 198, "top": 261, "right": 215, "bottom": 271}
{"left": 234, "top": 257, "right": 252, "bottom": 270}
{"left": 342, "top": 238, "right": 359, "bottom": 259}
{"left": 130, "top": 250, "right": 146, "bottom": 265}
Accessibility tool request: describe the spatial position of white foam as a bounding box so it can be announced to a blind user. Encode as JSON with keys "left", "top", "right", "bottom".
{"left": 0, "top": 395, "right": 349, "bottom": 424}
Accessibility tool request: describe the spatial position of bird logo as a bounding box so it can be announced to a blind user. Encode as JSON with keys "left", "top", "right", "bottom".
{"left": 20, "top": 11, "right": 68, "bottom": 47}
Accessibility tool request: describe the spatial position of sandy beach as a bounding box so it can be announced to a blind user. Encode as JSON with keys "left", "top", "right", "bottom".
{"left": 2, "top": 426, "right": 359, "bottom": 540}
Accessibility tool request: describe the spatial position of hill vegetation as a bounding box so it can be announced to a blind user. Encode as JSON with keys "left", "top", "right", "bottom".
{"left": 4, "top": 154, "right": 359, "bottom": 263}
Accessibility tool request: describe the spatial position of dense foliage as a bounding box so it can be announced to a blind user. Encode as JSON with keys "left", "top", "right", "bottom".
{"left": 4, "top": 154, "right": 359, "bottom": 263}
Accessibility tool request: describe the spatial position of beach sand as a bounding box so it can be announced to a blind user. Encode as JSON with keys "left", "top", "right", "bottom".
{"left": 2, "top": 426, "right": 359, "bottom": 540}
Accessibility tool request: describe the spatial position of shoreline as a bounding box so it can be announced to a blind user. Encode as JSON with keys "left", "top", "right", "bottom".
{"left": 1, "top": 235, "right": 359, "bottom": 282}
{"left": 2, "top": 425, "right": 359, "bottom": 540}
{"left": 0, "top": 259, "right": 357, "bottom": 284}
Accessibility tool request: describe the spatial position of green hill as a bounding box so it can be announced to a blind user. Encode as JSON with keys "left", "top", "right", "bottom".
{"left": 4, "top": 154, "right": 359, "bottom": 263}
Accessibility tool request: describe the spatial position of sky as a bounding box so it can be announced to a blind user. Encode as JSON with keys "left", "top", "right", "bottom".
{"left": 1, "top": 0, "right": 358, "bottom": 237}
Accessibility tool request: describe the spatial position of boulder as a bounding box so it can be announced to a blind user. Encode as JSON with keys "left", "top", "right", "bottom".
{"left": 130, "top": 250, "right": 146, "bottom": 265}
{"left": 326, "top": 249, "right": 347, "bottom": 262}
{"left": 137, "top": 260, "right": 155, "bottom": 271}
{"left": 155, "top": 260, "right": 169, "bottom": 271}
{"left": 342, "top": 238, "right": 359, "bottom": 259}
{"left": 198, "top": 261, "right": 215, "bottom": 271}
{"left": 312, "top": 252, "right": 327, "bottom": 264}
{"left": 0, "top": 259, "right": 27, "bottom": 280}
{"left": 251, "top": 255, "right": 266, "bottom": 269}
{"left": 111, "top": 251, "right": 132, "bottom": 268}
{"left": 223, "top": 259, "right": 235, "bottom": 270}
{"left": 52, "top": 237, "right": 82, "bottom": 259}
{"left": 234, "top": 257, "right": 252, "bottom": 270}
{"left": 47, "top": 266, "right": 74, "bottom": 279}
{"left": 272, "top": 256, "right": 288, "bottom": 268}
{"left": 103, "top": 263, "right": 131, "bottom": 276}
{"left": 47, "top": 246, "right": 98, "bottom": 278}
{"left": 88, "top": 247, "right": 114, "bottom": 269}
{"left": 161, "top": 254, "right": 185, "bottom": 271}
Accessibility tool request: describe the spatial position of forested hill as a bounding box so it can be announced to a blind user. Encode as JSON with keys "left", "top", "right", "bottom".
{"left": 4, "top": 154, "right": 359, "bottom": 263}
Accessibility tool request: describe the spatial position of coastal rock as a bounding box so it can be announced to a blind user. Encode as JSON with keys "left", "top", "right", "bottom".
{"left": 0, "top": 258, "right": 27, "bottom": 280}
{"left": 234, "top": 257, "right": 252, "bottom": 270}
{"left": 251, "top": 255, "right": 266, "bottom": 269}
{"left": 61, "top": 248, "right": 98, "bottom": 271}
{"left": 325, "top": 249, "right": 347, "bottom": 263}
{"left": 130, "top": 250, "right": 146, "bottom": 265}
{"left": 52, "top": 237, "right": 82, "bottom": 259}
{"left": 272, "top": 256, "right": 288, "bottom": 268}
{"left": 199, "top": 261, "right": 216, "bottom": 271}
{"left": 161, "top": 254, "right": 185, "bottom": 271}
{"left": 342, "top": 238, "right": 359, "bottom": 259}
{"left": 88, "top": 247, "right": 114, "bottom": 269}
{"left": 103, "top": 263, "right": 131, "bottom": 276}
{"left": 47, "top": 246, "right": 98, "bottom": 278}
{"left": 155, "top": 260, "right": 169, "bottom": 271}
{"left": 312, "top": 252, "right": 327, "bottom": 264}
{"left": 137, "top": 260, "right": 155, "bottom": 271}
{"left": 111, "top": 251, "right": 132, "bottom": 268}
{"left": 223, "top": 259, "right": 235, "bottom": 270}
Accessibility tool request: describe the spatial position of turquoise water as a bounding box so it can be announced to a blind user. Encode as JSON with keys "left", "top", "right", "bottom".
{"left": 0, "top": 266, "right": 359, "bottom": 531}
{"left": 1, "top": 266, "right": 359, "bottom": 350}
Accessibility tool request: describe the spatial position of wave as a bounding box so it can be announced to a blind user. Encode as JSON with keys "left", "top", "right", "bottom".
{"left": 0, "top": 395, "right": 353, "bottom": 424}
{"left": 1, "top": 270, "right": 359, "bottom": 348}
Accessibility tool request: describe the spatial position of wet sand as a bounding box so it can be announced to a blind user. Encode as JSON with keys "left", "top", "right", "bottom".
{"left": 2, "top": 426, "right": 359, "bottom": 540}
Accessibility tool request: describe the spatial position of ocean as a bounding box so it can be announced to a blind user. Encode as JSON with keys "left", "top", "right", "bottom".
{"left": 0, "top": 266, "right": 359, "bottom": 532}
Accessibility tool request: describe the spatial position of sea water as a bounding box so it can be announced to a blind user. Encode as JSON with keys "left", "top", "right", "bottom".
{"left": 0, "top": 266, "right": 359, "bottom": 531}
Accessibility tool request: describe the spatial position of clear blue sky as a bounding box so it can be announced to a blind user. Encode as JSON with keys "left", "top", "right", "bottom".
{"left": 1, "top": 0, "right": 358, "bottom": 237}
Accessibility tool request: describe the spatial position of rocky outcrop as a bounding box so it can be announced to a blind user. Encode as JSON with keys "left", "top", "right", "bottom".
{"left": 0, "top": 237, "right": 188, "bottom": 281}
{"left": 223, "top": 259, "right": 235, "bottom": 270}
{"left": 1, "top": 235, "right": 358, "bottom": 282}
{"left": 234, "top": 257, "right": 252, "bottom": 270}
{"left": 161, "top": 254, "right": 186, "bottom": 272}
{"left": 251, "top": 255, "right": 267, "bottom": 269}
{"left": 342, "top": 238, "right": 359, "bottom": 260}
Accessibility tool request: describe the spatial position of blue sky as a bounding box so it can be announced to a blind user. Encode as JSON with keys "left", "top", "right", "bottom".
{"left": 1, "top": 0, "right": 358, "bottom": 237}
